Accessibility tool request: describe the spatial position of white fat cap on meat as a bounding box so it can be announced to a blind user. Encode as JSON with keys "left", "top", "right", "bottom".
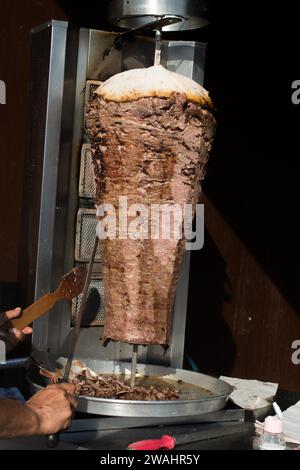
{"left": 95, "top": 65, "right": 213, "bottom": 107}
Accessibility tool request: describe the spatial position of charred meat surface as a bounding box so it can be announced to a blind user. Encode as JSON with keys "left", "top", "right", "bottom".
{"left": 86, "top": 68, "right": 216, "bottom": 347}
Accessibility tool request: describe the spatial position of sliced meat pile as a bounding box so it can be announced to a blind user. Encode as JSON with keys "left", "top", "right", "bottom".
{"left": 86, "top": 65, "right": 216, "bottom": 346}
{"left": 73, "top": 369, "right": 180, "bottom": 401}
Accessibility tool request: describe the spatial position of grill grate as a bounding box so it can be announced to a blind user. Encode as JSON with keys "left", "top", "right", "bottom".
{"left": 79, "top": 144, "right": 96, "bottom": 199}
{"left": 85, "top": 80, "right": 102, "bottom": 105}
{"left": 84, "top": 80, "right": 102, "bottom": 130}
{"left": 75, "top": 209, "right": 102, "bottom": 262}
{"left": 71, "top": 276, "right": 105, "bottom": 326}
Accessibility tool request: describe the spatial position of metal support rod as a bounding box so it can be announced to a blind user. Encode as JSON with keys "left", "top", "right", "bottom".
{"left": 154, "top": 28, "right": 162, "bottom": 66}
{"left": 130, "top": 344, "right": 139, "bottom": 387}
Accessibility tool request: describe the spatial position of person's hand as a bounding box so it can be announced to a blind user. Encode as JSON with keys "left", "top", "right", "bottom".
{"left": 25, "top": 383, "right": 78, "bottom": 435}
{"left": 0, "top": 308, "right": 32, "bottom": 352}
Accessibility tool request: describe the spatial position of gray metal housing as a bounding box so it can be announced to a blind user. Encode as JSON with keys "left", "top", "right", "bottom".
{"left": 108, "top": 0, "right": 209, "bottom": 31}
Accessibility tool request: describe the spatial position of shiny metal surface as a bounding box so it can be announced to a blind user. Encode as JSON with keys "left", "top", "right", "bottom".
{"left": 30, "top": 359, "right": 232, "bottom": 417}
{"left": 29, "top": 21, "right": 68, "bottom": 351}
{"left": 0, "top": 357, "right": 29, "bottom": 370}
{"left": 65, "top": 409, "right": 245, "bottom": 433}
{"left": 87, "top": 30, "right": 156, "bottom": 80}
{"left": 109, "top": 0, "right": 209, "bottom": 31}
{"left": 154, "top": 28, "right": 162, "bottom": 65}
{"left": 161, "top": 41, "right": 207, "bottom": 84}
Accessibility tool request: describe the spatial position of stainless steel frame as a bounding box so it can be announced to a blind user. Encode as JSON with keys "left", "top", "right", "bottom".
{"left": 19, "top": 20, "right": 207, "bottom": 369}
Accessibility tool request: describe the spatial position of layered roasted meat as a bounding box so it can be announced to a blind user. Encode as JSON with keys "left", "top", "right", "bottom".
{"left": 86, "top": 66, "right": 216, "bottom": 346}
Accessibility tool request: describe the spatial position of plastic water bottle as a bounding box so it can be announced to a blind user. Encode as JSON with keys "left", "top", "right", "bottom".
{"left": 259, "top": 416, "right": 286, "bottom": 450}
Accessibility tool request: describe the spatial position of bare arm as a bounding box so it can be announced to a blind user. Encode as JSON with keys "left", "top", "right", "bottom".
{"left": 0, "top": 399, "right": 40, "bottom": 438}
{"left": 0, "top": 309, "right": 77, "bottom": 439}
{"left": 0, "top": 383, "right": 78, "bottom": 439}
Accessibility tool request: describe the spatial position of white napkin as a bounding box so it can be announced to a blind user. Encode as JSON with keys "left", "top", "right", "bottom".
{"left": 220, "top": 376, "right": 278, "bottom": 410}
{"left": 282, "top": 400, "right": 300, "bottom": 443}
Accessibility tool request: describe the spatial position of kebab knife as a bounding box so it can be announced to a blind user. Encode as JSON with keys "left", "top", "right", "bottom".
{"left": 46, "top": 235, "right": 99, "bottom": 448}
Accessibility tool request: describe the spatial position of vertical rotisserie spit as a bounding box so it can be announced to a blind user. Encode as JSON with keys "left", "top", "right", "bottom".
{"left": 86, "top": 65, "right": 216, "bottom": 347}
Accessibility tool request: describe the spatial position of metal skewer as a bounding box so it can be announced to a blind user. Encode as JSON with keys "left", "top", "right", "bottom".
{"left": 128, "top": 27, "right": 163, "bottom": 389}
{"left": 130, "top": 344, "right": 139, "bottom": 387}
{"left": 154, "top": 28, "right": 162, "bottom": 66}
{"left": 129, "top": 25, "right": 164, "bottom": 390}
{"left": 129, "top": 27, "right": 162, "bottom": 389}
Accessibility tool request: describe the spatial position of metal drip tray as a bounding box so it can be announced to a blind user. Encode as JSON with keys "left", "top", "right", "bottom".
{"left": 28, "top": 358, "right": 232, "bottom": 418}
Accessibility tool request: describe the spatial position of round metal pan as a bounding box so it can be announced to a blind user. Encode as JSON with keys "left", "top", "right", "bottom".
{"left": 27, "top": 356, "right": 232, "bottom": 418}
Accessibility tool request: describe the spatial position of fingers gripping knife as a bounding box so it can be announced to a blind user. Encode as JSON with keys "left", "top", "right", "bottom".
{"left": 46, "top": 236, "right": 99, "bottom": 448}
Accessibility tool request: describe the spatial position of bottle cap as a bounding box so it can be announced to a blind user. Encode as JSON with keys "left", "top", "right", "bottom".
{"left": 264, "top": 416, "right": 283, "bottom": 434}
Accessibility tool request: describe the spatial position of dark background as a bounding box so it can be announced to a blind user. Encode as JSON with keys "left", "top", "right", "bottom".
{"left": 0, "top": 0, "right": 300, "bottom": 390}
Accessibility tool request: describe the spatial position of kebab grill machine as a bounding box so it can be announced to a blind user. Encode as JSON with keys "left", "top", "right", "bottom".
{"left": 17, "top": 0, "right": 238, "bottom": 446}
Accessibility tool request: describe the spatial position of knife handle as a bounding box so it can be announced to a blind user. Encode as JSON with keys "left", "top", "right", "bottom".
{"left": 127, "top": 435, "right": 175, "bottom": 451}
{"left": 46, "top": 432, "right": 60, "bottom": 448}
{"left": 10, "top": 292, "right": 59, "bottom": 330}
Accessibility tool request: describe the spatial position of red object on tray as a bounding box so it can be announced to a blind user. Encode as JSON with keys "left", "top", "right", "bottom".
{"left": 127, "top": 434, "right": 176, "bottom": 450}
